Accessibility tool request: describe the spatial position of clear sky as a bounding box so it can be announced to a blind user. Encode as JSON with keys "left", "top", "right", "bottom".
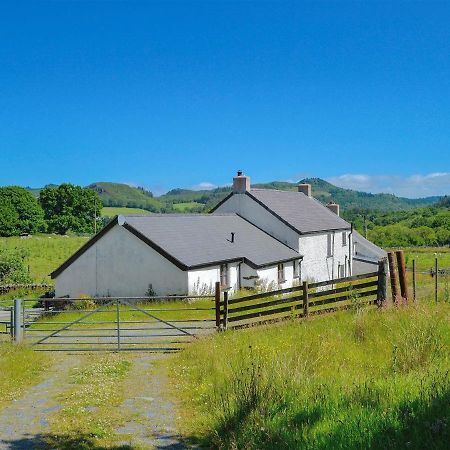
{"left": 0, "top": 1, "right": 449, "bottom": 198}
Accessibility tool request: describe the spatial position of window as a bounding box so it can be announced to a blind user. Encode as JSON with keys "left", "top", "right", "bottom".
{"left": 342, "top": 232, "right": 347, "bottom": 246}
{"left": 220, "top": 264, "right": 228, "bottom": 288}
{"left": 338, "top": 264, "right": 345, "bottom": 278}
{"left": 327, "top": 233, "right": 333, "bottom": 257}
{"left": 278, "top": 263, "right": 285, "bottom": 284}
{"left": 293, "top": 260, "right": 301, "bottom": 279}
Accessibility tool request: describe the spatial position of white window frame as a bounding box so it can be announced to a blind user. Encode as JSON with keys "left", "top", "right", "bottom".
{"left": 342, "top": 231, "right": 347, "bottom": 247}
{"left": 293, "top": 260, "right": 300, "bottom": 279}
{"left": 277, "top": 263, "right": 285, "bottom": 284}
{"left": 220, "top": 263, "right": 229, "bottom": 288}
{"left": 338, "top": 263, "right": 345, "bottom": 278}
{"left": 327, "top": 233, "right": 334, "bottom": 257}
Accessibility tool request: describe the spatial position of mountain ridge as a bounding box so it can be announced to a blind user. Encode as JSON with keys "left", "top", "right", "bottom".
{"left": 22, "top": 178, "right": 441, "bottom": 213}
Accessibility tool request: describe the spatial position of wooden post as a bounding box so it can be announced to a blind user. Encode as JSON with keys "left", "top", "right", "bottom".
{"left": 387, "top": 252, "right": 398, "bottom": 304}
{"left": 435, "top": 257, "right": 438, "bottom": 303}
{"left": 412, "top": 259, "right": 416, "bottom": 302}
{"left": 223, "top": 291, "right": 229, "bottom": 330}
{"left": 214, "top": 282, "right": 221, "bottom": 330}
{"left": 396, "top": 250, "right": 409, "bottom": 304}
{"left": 376, "top": 259, "right": 388, "bottom": 307}
{"left": 302, "top": 281, "right": 309, "bottom": 317}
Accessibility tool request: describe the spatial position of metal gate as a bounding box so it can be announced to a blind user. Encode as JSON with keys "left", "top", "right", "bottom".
{"left": 12, "top": 296, "right": 216, "bottom": 352}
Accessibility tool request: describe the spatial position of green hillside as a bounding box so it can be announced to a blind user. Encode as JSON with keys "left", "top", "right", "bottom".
{"left": 161, "top": 178, "right": 438, "bottom": 212}
{"left": 88, "top": 182, "right": 164, "bottom": 212}
{"left": 24, "top": 178, "right": 442, "bottom": 214}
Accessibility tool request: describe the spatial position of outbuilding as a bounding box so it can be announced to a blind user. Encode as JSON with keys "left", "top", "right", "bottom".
{"left": 52, "top": 213, "right": 302, "bottom": 297}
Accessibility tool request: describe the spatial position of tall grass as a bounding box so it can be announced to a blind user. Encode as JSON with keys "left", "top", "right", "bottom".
{"left": 171, "top": 303, "right": 449, "bottom": 449}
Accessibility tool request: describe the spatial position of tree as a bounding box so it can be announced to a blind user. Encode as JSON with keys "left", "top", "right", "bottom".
{"left": 39, "top": 184, "right": 102, "bottom": 234}
{"left": 0, "top": 186, "right": 46, "bottom": 236}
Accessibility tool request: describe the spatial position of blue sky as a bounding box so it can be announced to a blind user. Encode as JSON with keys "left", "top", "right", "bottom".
{"left": 0, "top": 1, "right": 449, "bottom": 198}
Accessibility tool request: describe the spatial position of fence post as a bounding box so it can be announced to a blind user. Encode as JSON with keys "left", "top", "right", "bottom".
{"left": 223, "top": 291, "right": 228, "bottom": 330}
{"left": 377, "top": 259, "right": 388, "bottom": 307}
{"left": 116, "top": 299, "right": 121, "bottom": 352}
{"left": 387, "top": 252, "right": 398, "bottom": 304}
{"left": 302, "top": 281, "right": 309, "bottom": 317}
{"left": 13, "top": 299, "right": 23, "bottom": 343}
{"left": 412, "top": 259, "right": 416, "bottom": 302}
{"left": 435, "top": 257, "right": 438, "bottom": 303}
{"left": 396, "top": 250, "right": 409, "bottom": 304}
{"left": 214, "top": 282, "right": 221, "bottom": 330}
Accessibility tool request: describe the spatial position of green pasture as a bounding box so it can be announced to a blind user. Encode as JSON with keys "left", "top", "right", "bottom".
{"left": 101, "top": 206, "right": 151, "bottom": 217}
{"left": 172, "top": 201, "right": 204, "bottom": 212}
{"left": 0, "top": 234, "right": 89, "bottom": 284}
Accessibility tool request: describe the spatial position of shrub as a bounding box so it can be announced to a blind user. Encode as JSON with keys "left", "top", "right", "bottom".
{"left": 0, "top": 247, "right": 32, "bottom": 284}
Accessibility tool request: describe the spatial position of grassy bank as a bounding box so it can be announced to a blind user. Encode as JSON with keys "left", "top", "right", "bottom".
{"left": 0, "top": 341, "right": 52, "bottom": 411}
{"left": 171, "top": 302, "right": 450, "bottom": 449}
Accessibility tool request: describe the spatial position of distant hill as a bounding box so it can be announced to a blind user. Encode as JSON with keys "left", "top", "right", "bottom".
{"left": 23, "top": 178, "right": 441, "bottom": 213}
{"left": 160, "top": 178, "right": 439, "bottom": 212}
{"left": 88, "top": 182, "right": 164, "bottom": 212}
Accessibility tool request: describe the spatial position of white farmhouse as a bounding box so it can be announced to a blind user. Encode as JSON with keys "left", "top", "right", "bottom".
{"left": 52, "top": 172, "right": 385, "bottom": 297}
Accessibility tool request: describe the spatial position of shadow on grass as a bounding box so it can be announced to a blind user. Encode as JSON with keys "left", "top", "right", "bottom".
{"left": 195, "top": 381, "right": 450, "bottom": 450}
{"left": 0, "top": 432, "right": 187, "bottom": 450}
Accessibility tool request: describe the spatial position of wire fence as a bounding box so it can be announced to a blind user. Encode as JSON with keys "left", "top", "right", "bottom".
{"left": 405, "top": 258, "right": 450, "bottom": 303}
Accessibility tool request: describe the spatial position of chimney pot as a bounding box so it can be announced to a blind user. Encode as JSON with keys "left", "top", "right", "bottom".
{"left": 327, "top": 201, "right": 340, "bottom": 216}
{"left": 298, "top": 183, "right": 312, "bottom": 197}
{"left": 233, "top": 172, "right": 250, "bottom": 193}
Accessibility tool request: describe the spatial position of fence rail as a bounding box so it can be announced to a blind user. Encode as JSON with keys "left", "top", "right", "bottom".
{"left": 217, "top": 269, "right": 382, "bottom": 330}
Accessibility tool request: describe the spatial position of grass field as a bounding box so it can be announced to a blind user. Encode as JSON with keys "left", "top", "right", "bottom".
{"left": 0, "top": 234, "right": 89, "bottom": 284}
{"left": 401, "top": 247, "right": 450, "bottom": 270}
{"left": 101, "top": 206, "right": 151, "bottom": 217}
{"left": 173, "top": 202, "right": 204, "bottom": 212}
{"left": 170, "top": 301, "right": 450, "bottom": 449}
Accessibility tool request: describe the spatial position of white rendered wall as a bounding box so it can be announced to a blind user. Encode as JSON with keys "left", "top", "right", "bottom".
{"left": 214, "top": 194, "right": 300, "bottom": 250}
{"left": 55, "top": 224, "right": 188, "bottom": 297}
{"left": 255, "top": 261, "right": 296, "bottom": 291}
{"left": 187, "top": 261, "right": 241, "bottom": 294}
{"left": 299, "top": 231, "right": 350, "bottom": 283}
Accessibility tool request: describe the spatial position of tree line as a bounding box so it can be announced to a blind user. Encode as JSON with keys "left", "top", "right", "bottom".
{"left": 0, "top": 184, "right": 102, "bottom": 237}
{"left": 343, "top": 204, "right": 450, "bottom": 248}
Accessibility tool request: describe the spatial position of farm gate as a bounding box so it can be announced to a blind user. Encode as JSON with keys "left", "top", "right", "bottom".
{"left": 3, "top": 263, "right": 388, "bottom": 351}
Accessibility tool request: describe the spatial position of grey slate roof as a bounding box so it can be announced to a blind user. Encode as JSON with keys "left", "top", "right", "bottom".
{"left": 248, "top": 189, "right": 351, "bottom": 233}
{"left": 122, "top": 214, "right": 301, "bottom": 269}
{"left": 353, "top": 230, "right": 387, "bottom": 261}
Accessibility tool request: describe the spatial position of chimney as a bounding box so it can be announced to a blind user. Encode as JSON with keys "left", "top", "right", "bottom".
{"left": 298, "top": 183, "right": 311, "bottom": 197}
{"left": 233, "top": 171, "right": 250, "bottom": 193}
{"left": 327, "top": 201, "right": 340, "bottom": 216}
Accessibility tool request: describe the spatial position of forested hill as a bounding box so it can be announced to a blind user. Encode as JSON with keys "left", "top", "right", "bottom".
{"left": 160, "top": 177, "right": 439, "bottom": 212}
{"left": 25, "top": 178, "right": 440, "bottom": 213}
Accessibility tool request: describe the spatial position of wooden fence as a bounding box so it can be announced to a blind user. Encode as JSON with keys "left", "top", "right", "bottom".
{"left": 215, "top": 263, "right": 386, "bottom": 330}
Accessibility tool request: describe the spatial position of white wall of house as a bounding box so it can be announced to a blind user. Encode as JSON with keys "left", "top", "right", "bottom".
{"left": 215, "top": 194, "right": 352, "bottom": 283}
{"left": 214, "top": 194, "right": 300, "bottom": 250}
{"left": 299, "top": 231, "right": 350, "bottom": 283}
{"left": 55, "top": 224, "right": 188, "bottom": 297}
